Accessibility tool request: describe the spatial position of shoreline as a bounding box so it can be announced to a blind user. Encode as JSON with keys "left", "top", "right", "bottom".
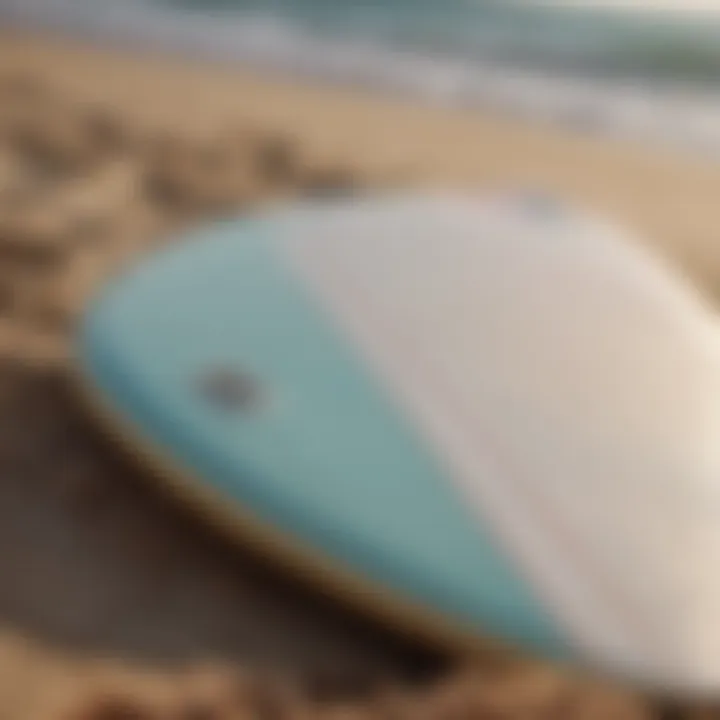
{"left": 5, "top": 1, "right": 720, "bottom": 163}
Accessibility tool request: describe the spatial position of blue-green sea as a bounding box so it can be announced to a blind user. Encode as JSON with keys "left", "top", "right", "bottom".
{"left": 162, "top": 0, "right": 720, "bottom": 84}
{"left": 7, "top": 0, "right": 720, "bottom": 155}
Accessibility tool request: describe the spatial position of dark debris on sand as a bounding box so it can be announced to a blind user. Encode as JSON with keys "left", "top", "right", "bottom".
{"left": 0, "top": 74, "right": 381, "bottom": 339}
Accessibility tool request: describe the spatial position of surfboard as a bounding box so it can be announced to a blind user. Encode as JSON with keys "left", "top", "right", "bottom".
{"left": 74, "top": 190, "right": 720, "bottom": 695}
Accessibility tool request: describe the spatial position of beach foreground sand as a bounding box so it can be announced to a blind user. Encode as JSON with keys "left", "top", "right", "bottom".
{"left": 0, "top": 27, "right": 717, "bottom": 719}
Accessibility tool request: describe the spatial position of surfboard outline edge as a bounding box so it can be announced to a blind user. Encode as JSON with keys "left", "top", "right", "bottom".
{"left": 67, "top": 350, "right": 524, "bottom": 664}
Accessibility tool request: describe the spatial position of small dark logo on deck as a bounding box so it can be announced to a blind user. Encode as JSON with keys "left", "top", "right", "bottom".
{"left": 198, "top": 367, "right": 266, "bottom": 414}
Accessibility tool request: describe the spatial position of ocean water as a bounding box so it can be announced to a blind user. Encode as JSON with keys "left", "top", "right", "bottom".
{"left": 163, "top": 0, "right": 720, "bottom": 85}
{"left": 5, "top": 0, "right": 720, "bottom": 156}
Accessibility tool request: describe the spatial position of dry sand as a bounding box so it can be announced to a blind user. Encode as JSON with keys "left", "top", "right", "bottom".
{"left": 0, "top": 26, "right": 717, "bottom": 719}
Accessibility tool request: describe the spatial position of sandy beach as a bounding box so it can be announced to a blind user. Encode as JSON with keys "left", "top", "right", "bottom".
{"left": 0, "top": 26, "right": 719, "bottom": 719}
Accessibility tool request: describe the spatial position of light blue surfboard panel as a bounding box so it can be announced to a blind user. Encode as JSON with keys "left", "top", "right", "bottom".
{"left": 77, "top": 213, "right": 568, "bottom": 659}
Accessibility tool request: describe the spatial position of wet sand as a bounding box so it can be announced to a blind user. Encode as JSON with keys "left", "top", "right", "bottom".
{"left": 0, "top": 26, "right": 715, "bottom": 719}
